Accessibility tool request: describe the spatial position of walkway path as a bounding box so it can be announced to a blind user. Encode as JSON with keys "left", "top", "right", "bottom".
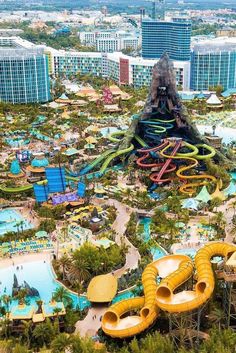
{"left": 75, "top": 197, "right": 140, "bottom": 337}
{"left": 91, "top": 197, "right": 140, "bottom": 277}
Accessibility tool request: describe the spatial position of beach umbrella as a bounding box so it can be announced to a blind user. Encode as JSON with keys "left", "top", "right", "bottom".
{"left": 35, "top": 230, "right": 48, "bottom": 239}
{"left": 175, "top": 222, "right": 185, "bottom": 228}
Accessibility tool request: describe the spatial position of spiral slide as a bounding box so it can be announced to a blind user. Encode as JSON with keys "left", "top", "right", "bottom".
{"left": 157, "top": 140, "right": 216, "bottom": 195}
{"left": 102, "top": 242, "right": 236, "bottom": 338}
{"left": 136, "top": 140, "right": 169, "bottom": 168}
{"left": 150, "top": 139, "right": 182, "bottom": 184}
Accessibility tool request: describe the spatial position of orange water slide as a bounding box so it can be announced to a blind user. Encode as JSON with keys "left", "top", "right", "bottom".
{"left": 149, "top": 139, "right": 182, "bottom": 183}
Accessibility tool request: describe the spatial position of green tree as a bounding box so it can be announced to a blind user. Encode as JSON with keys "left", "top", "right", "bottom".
{"left": 58, "top": 254, "right": 70, "bottom": 281}
{"left": 51, "top": 333, "right": 72, "bottom": 353}
{"left": 15, "top": 288, "right": 28, "bottom": 305}
{"left": 52, "top": 286, "right": 72, "bottom": 307}
{"left": 12, "top": 344, "right": 28, "bottom": 353}
{"left": 32, "top": 319, "right": 55, "bottom": 348}
{"left": 21, "top": 320, "right": 32, "bottom": 348}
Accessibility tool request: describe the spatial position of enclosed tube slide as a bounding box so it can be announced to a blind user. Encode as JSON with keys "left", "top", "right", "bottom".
{"left": 156, "top": 243, "right": 236, "bottom": 312}
{"left": 102, "top": 243, "right": 236, "bottom": 338}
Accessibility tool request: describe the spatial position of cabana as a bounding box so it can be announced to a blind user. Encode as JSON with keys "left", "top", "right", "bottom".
{"left": 55, "top": 93, "right": 72, "bottom": 104}
{"left": 93, "top": 237, "right": 115, "bottom": 249}
{"left": 221, "top": 88, "right": 236, "bottom": 99}
{"left": 103, "top": 104, "right": 121, "bottom": 113}
{"left": 109, "top": 84, "right": 132, "bottom": 100}
{"left": 223, "top": 180, "right": 236, "bottom": 197}
{"left": 76, "top": 86, "right": 101, "bottom": 101}
{"left": 206, "top": 94, "right": 223, "bottom": 109}
{"left": 196, "top": 91, "right": 205, "bottom": 100}
{"left": 35, "top": 230, "right": 48, "bottom": 239}
{"left": 84, "top": 143, "right": 95, "bottom": 150}
{"left": 26, "top": 154, "right": 49, "bottom": 175}
{"left": 85, "top": 136, "right": 98, "bottom": 144}
{"left": 211, "top": 185, "right": 226, "bottom": 201}
{"left": 179, "top": 92, "right": 195, "bottom": 101}
{"left": 62, "top": 147, "right": 80, "bottom": 156}
{"left": 181, "top": 198, "right": 200, "bottom": 210}
{"left": 195, "top": 186, "right": 212, "bottom": 203}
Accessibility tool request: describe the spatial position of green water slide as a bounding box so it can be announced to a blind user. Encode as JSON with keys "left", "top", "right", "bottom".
{"left": 107, "top": 131, "right": 126, "bottom": 143}
{"left": 134, "top": 135, "right": 148, "bottom": 147}
{"left": 99, "top": 144, "right": 134, "bottom": 174}
{"left": 0, "top": 184, "right": 33, "bottom": 193}
{"left": 195, "top": 144, "right": 216, "bottom": 160}
{"left": 79, "top": 149, "right": 115, "bottom": 175}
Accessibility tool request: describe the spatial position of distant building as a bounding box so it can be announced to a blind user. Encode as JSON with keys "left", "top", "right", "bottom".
{"left": 142, "top": 19, "right": 191, "bottom": 60}
{"left": 48, "top": 48, "right": 190, "bottom": 89}
{"left": 140, "top": 8, "right": 145, "bottom": 23}
{"left": 0, "top": 29, "right": 23, "bottom": 36}
{"left": 0, "top": 37, "right": 51, "bottom": 104}
{"left": 216, "top": 29, "right": 236, "bottom": 38}
{"left": 190, "top": 37, "right": 236, "bottom": 91}
{"left": 79, "top": 30, "right": 141, "bottom": 53}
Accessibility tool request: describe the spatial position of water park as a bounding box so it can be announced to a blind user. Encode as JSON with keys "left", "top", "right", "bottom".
{"left": 0, "top": 54, "right": 236, "bottom": 352}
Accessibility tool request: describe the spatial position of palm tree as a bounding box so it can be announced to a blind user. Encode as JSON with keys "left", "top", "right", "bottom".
{"left": 164, "top": 218, "right": 179, "bottom": 242}
{"left": 33, "top": 320, "right": 54, "bottom": 348}
{"left": 68, "top": 256, "right": 90, "bottom": 284}
{"left": 58, "top": 254, "right": 70, "bottom": 281}
{"left": 211, "top": 211, "right": 226, "bottom": 238}
{"left": 51, "top": 333, "right": 72, "bottom": 353}
{"left": 208, "top": 307, "right": 225, "bottom": 331}
{"left": 230, "top": 200, "right": 236, "bottom": 216}
{"left": 52, "top": 286, "right": 72, "bottom": 307}
{"left": 22, "top": 320, "right": 32, "bottom": 347}
{"left": 53, "top": 307, "right": 62, "bottom": 318}
{"left": 2, "top": 295, "right": 12, "bottom": 317}
{"left": 16, "top": 288, "right": 28, "bottom": 306}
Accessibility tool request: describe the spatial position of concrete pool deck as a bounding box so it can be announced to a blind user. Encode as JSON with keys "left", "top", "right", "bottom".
{"left": 0, "top": 252, "right": 51, "bottom": 270}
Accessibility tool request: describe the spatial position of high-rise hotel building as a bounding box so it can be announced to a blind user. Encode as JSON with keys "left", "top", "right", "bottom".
{"left": 0, "top": 37, "right": 51, "bottom": 104}
{"left": 190, "top": 37, "right": 236, "bottom": 91}
{"left": 142, "top": 19, "right": 192, "bottom": 61}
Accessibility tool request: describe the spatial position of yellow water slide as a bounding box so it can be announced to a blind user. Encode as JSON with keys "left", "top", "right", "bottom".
{"left": 159, "top": 140, "right": 217, "bottom": 195}
{"left": 102, "top": 243, "right": 236, "bottom": 338}
{"left": 156, "top": 243, "right": 236, "bottom": 312}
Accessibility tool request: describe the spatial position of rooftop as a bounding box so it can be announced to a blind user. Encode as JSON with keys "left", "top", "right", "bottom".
{"left": 192, "top": 36, "right": 236, "bottom": 53}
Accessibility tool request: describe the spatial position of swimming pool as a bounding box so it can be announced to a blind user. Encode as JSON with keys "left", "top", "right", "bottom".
{"left": 0, "top": 209, "right": 33, "bottom": 236}
{"left": 139, "top": 217, "right": 167, "bottom": 260}
{"left": 0, "top": 260, "right": 90, "bottom": 312}
{"left": 100, "top": 126, "right": 127, "bottom": 137}
{"left": 197, "top": 125, "right": 236, "bottom": 144}
{"left": 176, "top": 248, "right": 197, "bottom": 258}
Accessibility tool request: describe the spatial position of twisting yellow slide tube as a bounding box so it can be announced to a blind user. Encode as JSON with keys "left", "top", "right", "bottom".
{"left": 159, "top": 139, "right": 217, "bottom": 195}
{"left": 102, "top": 255, "right": 192, "bottom": 338}
{"left": 102, "top": 243, "right": 236, "bottom": 338}
{"left": 156, "top": 242, "right": 236, "bottom": 312}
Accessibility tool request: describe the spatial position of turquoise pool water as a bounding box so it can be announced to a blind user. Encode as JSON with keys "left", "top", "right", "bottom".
{"left": 176, "top": 248, "right": 196, "bottom": 258}
{"left": 0, "top": 260, "right": 90, "bottom": 312}
{"left": 100, "top": 127, "right": 119, "bottom": 137}
{"left": 139, "top": 217, "right": 166, "bottom": 260}
{"left": 230, "top": 172, "right": 236, "bottom": 181}
{"left": 0, "top": 209, "right": 33, "bottom": 236}
{"left": 112, "top": 289, "right": 135, "bottom": 304}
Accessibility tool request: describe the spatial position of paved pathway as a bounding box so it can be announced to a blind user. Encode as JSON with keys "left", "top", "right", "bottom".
{"left": 75, "top": 197, "right": 141, "bottom": 337}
